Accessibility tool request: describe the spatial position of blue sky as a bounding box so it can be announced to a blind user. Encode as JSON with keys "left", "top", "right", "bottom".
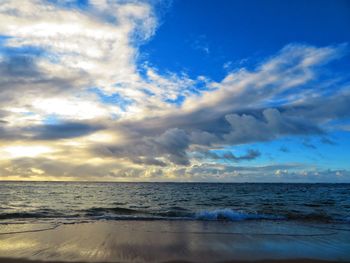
{"left": 141, "top": 0, "right": 350, "bottom": 80}
{"left": 0, "top": 0, "right": 349, "bottom": 182}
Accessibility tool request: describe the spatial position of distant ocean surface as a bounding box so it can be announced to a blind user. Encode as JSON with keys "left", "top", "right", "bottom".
{"left": 1, "top": 182, "right": 350, "bottom": 224}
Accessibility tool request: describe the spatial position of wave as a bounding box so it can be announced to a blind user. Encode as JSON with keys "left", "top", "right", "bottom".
{"left": 195, "top": 209, "right": 285, "bottom": 221}
{"left": 0, "top": 212, "right": 50, "bottom": 220}
{"left": 0, "top": 211, "right": 63, "bottom": 220}
{"left": 83, "top": 207, "right": 284, "bottom": 221}
{"left": 85, "top": 207, "right": 141, "bottom": 216}
{"left": 84, "top": 206, "right": 193, "bottom": 220}
{"left": 1, "top": 207, "right": 348, "bottom": 223}
{"left": 0, "top": 209, "right": 79, "bottom": 220}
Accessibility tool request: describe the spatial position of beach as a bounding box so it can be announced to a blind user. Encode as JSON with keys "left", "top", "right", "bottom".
{"left": 1, "top": 220, "right": 350, "bottom": 263}
{"left": 1, "top": 0, "right": 350, "bottom": 261}
{"left": 1, "top": 182, "right": 350, "bottom": 263}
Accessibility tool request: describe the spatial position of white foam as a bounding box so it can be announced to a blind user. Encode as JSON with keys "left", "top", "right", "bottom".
{"left": 195, "top": 209, "right": 284, "bottom": 221}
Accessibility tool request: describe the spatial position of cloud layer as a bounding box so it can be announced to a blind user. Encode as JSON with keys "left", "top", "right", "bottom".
{"left": 0, "top": 0, "right": 349, "bottom": 182}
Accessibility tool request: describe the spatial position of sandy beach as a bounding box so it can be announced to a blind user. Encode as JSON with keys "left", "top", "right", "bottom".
{"left": 0, "top": 258, "right": 345, "bottom": 263}
{"left": 1, "top": 220, "right": 349, "bottom": 263}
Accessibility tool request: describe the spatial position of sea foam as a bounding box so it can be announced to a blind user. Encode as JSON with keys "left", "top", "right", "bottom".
{"left": 195, "top": 209, "right": 284, "bottom": 221}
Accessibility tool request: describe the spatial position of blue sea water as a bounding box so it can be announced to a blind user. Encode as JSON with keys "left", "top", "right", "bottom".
{"left": 0, "top": 182, "right": 349, "bottom": 224}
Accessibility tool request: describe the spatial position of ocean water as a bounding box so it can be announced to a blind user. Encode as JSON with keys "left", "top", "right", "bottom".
{"left": 0, "top": 182, "right": 350, "bottom": 224}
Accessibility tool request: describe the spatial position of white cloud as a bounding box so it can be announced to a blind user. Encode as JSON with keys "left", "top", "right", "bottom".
{"left": 0, "top": 1, "right": 349, "bottom": 181}
{"left": 31, "top": 97, "right": 117, "bottom": 120}
{"left": 1, "top": 145, "right": 55, "bottom": 159}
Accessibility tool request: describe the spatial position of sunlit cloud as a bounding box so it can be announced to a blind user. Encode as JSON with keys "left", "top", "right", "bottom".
{"left": 32, "top": 97, "right": 115, "bottom": 120}
{"left": 1, "top": 145, "right": 55, "bottom": 158}
{"left": 0, "top": 0, "right": 349, "bottom": 182}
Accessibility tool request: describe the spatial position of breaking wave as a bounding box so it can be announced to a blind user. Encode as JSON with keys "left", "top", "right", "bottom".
{"left": 2, "top": 206, "right": 349, "bottom": 223}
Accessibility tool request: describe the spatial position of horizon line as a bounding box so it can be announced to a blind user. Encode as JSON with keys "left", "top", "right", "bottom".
{"left": 0, "top": 180, "right": 349, "bottom": 184}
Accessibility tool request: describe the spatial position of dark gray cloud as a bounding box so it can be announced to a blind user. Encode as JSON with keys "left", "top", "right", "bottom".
{"left": 130, "top": 157, "right": 167, "bottom": 167}
{"left": 223, "top": 108, "right": 322, "bottom": 144}
{"left": 101, "top": 104, "right": 324, "bottom": 166}
{"left": 281, "top": 89, "right": 350, "bottom": 124}
{"left": 1, "top": 121, "right": 104, "bottom": 140}
{"left": 279, "top": 146, "right": 290, "bottom": 153}
{"left": 222, "top": 149, "right": 261, "bottom": 161}
{"left": 0, "top": 50, "right": 90, "bottom": 109}
{"left": 156, "top": 128, "right": 190, "bottom": 165}
{"left": 320, "top": 137, "right": 337, "bottom": 145}
{"left": 0, "top": 54, "right": 40, "bottom": 79}
{"left": 0, "top": 121, "right": 25, "bottom": 140}
{"left": 302, "top": 139, "right": 317, "bottom": 149}
{"left": 95, "top": 128, "right": 190, "bottom": 166}
{"left": 30, "top": 122, "right": 104, "bottom": 140}
{"left": 197, "top": 149, "right": 261, "bottom": 162}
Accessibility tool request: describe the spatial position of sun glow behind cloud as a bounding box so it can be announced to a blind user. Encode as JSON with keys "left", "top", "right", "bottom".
{"left": 0, "top": 0, "right": 349, "bottom": 182}
{"left": 1, "top": 145, "right": 54, "bottom": 158}
{"left": 32, "top": 98, "right": 114, "bottom": 120}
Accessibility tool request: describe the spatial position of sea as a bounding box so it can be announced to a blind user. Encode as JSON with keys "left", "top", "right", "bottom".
{"left": 1, "top": 182, "right": 350, "bottom": 224}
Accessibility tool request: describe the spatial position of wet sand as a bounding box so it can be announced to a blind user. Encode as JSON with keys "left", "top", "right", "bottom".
{"left": 0, "top": 258, "right": 345, "bottom": 263}
{"left": 0, "top": 220, "right": 349, "bottom": 262}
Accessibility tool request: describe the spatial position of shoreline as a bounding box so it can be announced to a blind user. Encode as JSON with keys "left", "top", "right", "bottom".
{"left": 1, "top": 220, "right": 350, "bottom": 263}
{"left": 0, "top": 258, "right": 346, "bottom": 263}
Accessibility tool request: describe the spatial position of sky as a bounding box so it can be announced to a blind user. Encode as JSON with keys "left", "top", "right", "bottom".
{"left": 0, "top": 0, "right": 350, "bottom": 182}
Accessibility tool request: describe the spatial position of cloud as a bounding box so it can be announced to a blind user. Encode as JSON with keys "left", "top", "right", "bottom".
{"left": 320, "top": 137, "right": 337, "bottom": 145}
{"left": 94, "top": 128, "right": 190, "bottom": 166}
{"left": 167, "top": 162, "right": 350, "bottom": 183}
{"left": 190, "top": 35, "right": 210, "bottom": 55}
{"left": 180, "top": 164, "right": 350, "bottom": 183}
{"left": 0, "top": 0, "right": 157, "bottom": 118}
{"left": 223, "top": 108, "right": 321, "bottom": 145}
{"left": 302, "top": 139, "right": 317, "bottom": 149}
{"left": 279, "top": 146, "right": 290, "bottom": 153}
{"left": 196, "top": 149, "right": 261, "bottom": 162}
{"left": 30, "top": 122, "right": 104, "bottom": 140}
{"left": 0, "top": 0, "right": 349, "bottom": 181}
{"left": 130, "top": 157, "right": 167, "bottom": 167}
{"left": 76, "top": 43, "right": 350, "bottom": 172}
{"left": 2, "top": 156, "right": 349, "bottom": 183}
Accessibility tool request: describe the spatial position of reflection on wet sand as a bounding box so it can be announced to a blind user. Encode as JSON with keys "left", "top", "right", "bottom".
{"left": 0, "top": 220, "right": 350, "bottom": 262}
